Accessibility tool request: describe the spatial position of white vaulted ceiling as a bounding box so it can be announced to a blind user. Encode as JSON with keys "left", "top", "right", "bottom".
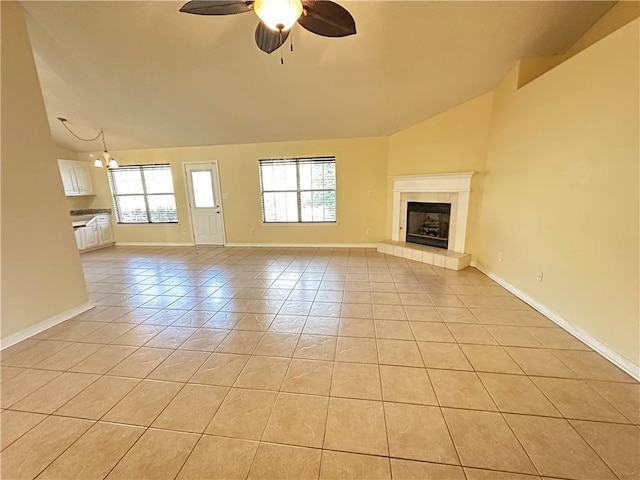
{"left": 22, "top": 0, "right": 614, "bottom": 152}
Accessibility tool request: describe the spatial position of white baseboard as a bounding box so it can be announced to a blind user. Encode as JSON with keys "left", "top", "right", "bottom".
{"left": 115, "top": 242, "right": 378, "bottom": 249}
{"left": 225, "top": 243, "right": 378, "bottom": 248}
{"left": 1, "top": 301, "right": 94, "bottom": 350}
{"left": 471, "top": 261, "right": 640, "bottom": 381}
{"left": 115, "top": 242, "right": 194, "bottom": 247}
{"left": 79, "top": 242, "right": 115, "bottom": 253}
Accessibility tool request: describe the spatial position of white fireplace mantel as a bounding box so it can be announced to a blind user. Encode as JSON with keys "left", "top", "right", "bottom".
{"left": 391, "top": 172, "right": 474, "bottom": 253}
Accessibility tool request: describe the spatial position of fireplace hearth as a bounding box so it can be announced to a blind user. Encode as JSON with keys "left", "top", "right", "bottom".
{"left": 406, "top": 202, "right": 451, "bottom": 249}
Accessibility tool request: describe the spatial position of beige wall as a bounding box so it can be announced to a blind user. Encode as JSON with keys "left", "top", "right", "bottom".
{"left": 386, "top": 93, "right": 494, "bottom": 253}
{"left": 1, "top": 2, "right": 89, "bottom": 341}
{"left": 563, "top": 0, "right": 639, "bottom": 58}
{"left": 476, "top": 19, "right": 640, "bottom": 365}
{"left": 80, "top": 136, "right": 389, "bottom": 245}
{"left": 517, "top": 1, "right": 639, "bottom": 87}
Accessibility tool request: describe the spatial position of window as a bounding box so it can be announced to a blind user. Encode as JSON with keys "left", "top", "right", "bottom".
{"left": 259, "top": 157, "right": 336, "bottom": 223}
{"left": 108, "top": 164, "right": 178, "bottom": 223}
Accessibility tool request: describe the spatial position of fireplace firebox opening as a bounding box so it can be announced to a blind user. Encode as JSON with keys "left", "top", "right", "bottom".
{"left": 406, "top": 202, "right": 451, "bottom": 249}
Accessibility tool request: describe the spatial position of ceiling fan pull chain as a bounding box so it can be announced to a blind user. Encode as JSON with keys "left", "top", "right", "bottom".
{"left": 280, "top": 30, "right": 284, "bottom": 64}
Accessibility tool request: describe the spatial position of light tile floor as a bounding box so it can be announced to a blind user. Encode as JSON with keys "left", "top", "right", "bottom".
{"left": 1, "top": 246, "right": 638, "bottom": 480}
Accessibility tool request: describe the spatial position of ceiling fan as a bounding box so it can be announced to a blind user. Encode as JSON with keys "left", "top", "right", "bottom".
{"left": 179, "top": 0, "right": 356, "bottom": 55}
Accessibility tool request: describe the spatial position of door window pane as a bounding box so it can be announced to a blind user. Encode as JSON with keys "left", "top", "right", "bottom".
{"left": 191, "top": 171, "right": 215, "bottom": 208}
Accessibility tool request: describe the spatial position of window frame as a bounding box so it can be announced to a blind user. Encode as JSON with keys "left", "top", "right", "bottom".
{"left": 108, "top": 164, "right": 179, "bottom": 224}
{"left": 259, "top": 157, "right": 337, "bottom": 224}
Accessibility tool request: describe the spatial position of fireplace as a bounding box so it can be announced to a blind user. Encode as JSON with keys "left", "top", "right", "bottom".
{"left": 406, "top": 202, "right": 451, "bottom": 249}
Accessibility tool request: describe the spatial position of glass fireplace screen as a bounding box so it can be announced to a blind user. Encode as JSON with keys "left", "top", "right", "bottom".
{"left": 406, "top": 202, "right": 451, "bottom": 249}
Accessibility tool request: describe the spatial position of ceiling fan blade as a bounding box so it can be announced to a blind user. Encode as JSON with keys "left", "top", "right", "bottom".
{"left": 298, "top": 0, "right": 356, "bottom": 37}
{"left": 255, "top": 22, "right": 289, "bottom": 54}
{"left": 179, "top": 1, "right": 254, "bottom": 15}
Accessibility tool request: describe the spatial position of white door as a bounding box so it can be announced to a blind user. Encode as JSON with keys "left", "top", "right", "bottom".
{"left": 185, "top": 162, "right": 225, "bottom": 245}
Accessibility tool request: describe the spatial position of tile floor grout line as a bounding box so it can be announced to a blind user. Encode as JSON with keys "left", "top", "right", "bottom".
{"left": 171, "top": 373, "right": 240, "bottom": 480}
{"left": 499, "top": 408, "right": 544, "bottom": 477}
{"left": 99, "top": 422, "right": 155, "bottom": 479}
{"left": 0, "top": 410, "right": 49, "bottom": 453}
{"left": 422, "top": 358, "right": 467, "bottom": 472}
{"left": 562, "top": 419, "right": 626, "bottom": 480}
{"left": 374, "top": 335, "right": 394, "bottom": 477}
{"left": 10, "top": 399, "right": 638, "bottom": 430}
{"left": 315, "top": 345, "right": 336, "bottom": 478}
{"left": 1, "top": 370, "right": 66, "bottom": 410}
{"left": 528, "top": 375, "right": 634, "bottom": 425}
{"left": 29, "top": 414, "right": 99, "bottom": 479}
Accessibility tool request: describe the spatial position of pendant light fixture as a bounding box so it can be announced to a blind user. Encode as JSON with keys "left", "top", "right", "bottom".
{"left": 57, "top": 117, "right": 119, "bottom": 168}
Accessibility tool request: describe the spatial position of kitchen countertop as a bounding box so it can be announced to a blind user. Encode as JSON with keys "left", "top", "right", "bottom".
{"left": 70, "top": 209, "right": 111, "bottom": 228}
{"left": 70, "top": 208, "right": 111, "bottom": 216}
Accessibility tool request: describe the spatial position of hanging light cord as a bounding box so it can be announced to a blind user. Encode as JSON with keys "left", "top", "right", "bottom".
{"left": 57, "top": 117, "right": 118, "bottom": 168}
{"left": 57, "top": 117, "right": 105, "bottom": 146}
{"left": 101, "top": 130, "right": 108, "bottom": 151}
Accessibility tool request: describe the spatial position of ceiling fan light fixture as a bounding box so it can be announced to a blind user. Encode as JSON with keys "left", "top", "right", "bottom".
{"left": 254, "top": 0, "right": 303, "bottom": 31}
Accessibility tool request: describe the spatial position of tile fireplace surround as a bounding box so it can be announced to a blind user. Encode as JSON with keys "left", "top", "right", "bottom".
{"left": 378, "top": 173, "right": 474, "bottom": 270}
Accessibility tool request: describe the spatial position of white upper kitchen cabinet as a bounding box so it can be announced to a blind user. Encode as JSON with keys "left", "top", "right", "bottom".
{"left": 58, "top": 160, "right": 95, "bottom": 196}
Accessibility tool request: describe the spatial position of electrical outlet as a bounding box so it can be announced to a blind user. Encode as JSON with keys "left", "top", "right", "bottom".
{"left": 249, "top": 228, "right": 255, "bottom": 236}
{"left": 536, "top": 271, "right": 544, "bottom": 282}
{"left": 367, "top": 190, "right": 373, "bottom": 197}
{"left": 497, "top": 252, "right": 503, "bottom": 262}
{"left": 366, "top": 228, "right": 370, "bottom": 235}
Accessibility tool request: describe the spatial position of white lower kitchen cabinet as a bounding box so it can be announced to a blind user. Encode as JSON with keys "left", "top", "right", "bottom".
{"left": 74, "top": 214, "right": 114, "bottom": 252}
{"left": 97, "top": 215, "right": 113, "bottom": 244}
{"left": 74, "top": 228, "right": 85, "bottom": 250}
{"left": 82, "top": 224, "right": 100, "bottom": 250}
